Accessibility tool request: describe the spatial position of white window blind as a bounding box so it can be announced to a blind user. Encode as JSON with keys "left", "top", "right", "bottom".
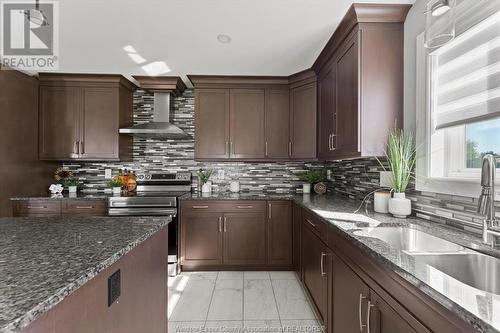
{"left": 432, "top": 4, "right": 500, "bottom": 130}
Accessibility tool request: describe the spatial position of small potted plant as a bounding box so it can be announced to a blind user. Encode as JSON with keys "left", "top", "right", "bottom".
{"left": 378, "top": 128, "right": 416, "bottom": 218}
{"left": 197, "top": 169, "right": 213, "bottom": 193}
{"left": 109, "top": 180, "right": 125, "bottom": 195}
{"left": 299, "top": 169, "right": 326, "bottom": 194}
{"left": 63, "top": 179, "right": 79, "bottom": 193}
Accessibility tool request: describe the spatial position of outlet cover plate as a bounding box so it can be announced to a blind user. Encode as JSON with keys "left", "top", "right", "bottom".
{"left": 105, "top": 169, "right": 112, "bottom": 179}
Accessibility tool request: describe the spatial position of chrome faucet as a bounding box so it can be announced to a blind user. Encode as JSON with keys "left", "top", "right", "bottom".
{"left": 477, "top": 154, "right": 500, "bottom": 245}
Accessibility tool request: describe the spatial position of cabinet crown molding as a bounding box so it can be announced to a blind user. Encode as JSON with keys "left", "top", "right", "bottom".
{"left": 38, "top": 73, "right": 137, "bottom": 91}
{"left": 188, "top": 75, "right": 290, "bottom": 88}
{"left": 312, "top": 3, "right": 411, "bottom": 73}
{"left": 132, "top": 75, "right": 186, "bottom": 96}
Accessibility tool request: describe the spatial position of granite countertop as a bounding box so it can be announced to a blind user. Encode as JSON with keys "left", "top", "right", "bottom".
{"left": 183, "top": 192, "right": 500, "bottom": 333}
{"left": 0, "top": 216, "right": 171, "bottom": 333}
{"left": 10, "top": 193, "right": 114, "bottom": 201}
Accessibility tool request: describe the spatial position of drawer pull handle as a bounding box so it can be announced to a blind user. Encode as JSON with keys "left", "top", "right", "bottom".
{"left": 75, "top": 206, "right": 94, "bottom": 209}
{"left": 236, "top": 205, "right": 253, "bottom": 209}
{"left": 27, "top": 206, "right": 47, "bottom": 209}
{"left": 359, "top": 293, "right": 367, "bottom": 332}
{"left": 218, "top": 216, "right": 222, "bottom": 233}
{"left": 223, "top": 216, "right": 227, "bottom": 232}
{"left": 320, "top": 252, "right": 327, "bottom": 276}
{"left": 192, "top": 206, "right": 209, "bottom": 209}
{"left": 306, "top": 218, "right": 317, "bottom": 228}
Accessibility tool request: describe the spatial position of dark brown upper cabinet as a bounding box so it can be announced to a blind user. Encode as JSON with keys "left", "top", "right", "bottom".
{"left": 229, "top": 89, "right": 265, "bottom": 159}
{"left": 189, "top": 75, "right": 316, "bottom": 162}
{"left": 314, "top": 4, "right": 410, "bottom": 160}
{"left": 289, "top": 70, "right": 317, "bottom": 160}
{"left": 38, "top": 73, "right": 135, "bottom": 161}
{"left": 194, "top": 89, "right": 230, "bottom": 159}
{"left": 265, "top": 89, "right": 290, "bottom": 159}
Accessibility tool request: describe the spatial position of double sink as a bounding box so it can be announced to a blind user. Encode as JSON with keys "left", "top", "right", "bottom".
{"left": 354, "top": 227, "right": 500, "bottom": 295}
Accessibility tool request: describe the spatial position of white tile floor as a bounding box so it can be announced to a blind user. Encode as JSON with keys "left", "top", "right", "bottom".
{"left": 168, "top": 271, "right": 324, "bottom": 333}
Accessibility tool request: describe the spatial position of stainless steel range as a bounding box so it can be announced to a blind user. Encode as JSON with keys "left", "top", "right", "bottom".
{"left": 108, "top": 172, "right": 191, "bottom": 276}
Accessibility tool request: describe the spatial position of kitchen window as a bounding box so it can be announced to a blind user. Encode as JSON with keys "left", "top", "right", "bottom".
{"left": 415, "top": 2, "right": 500, "bottom": 198}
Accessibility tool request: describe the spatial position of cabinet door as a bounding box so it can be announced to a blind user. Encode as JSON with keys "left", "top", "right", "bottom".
{"left": 39, "top": 86, "right": 80, "bottom": 160}
{"left": 369, "top": 292, "right": 419, "bottom": 333}
{"left": 195, "top": 89, "right": 230, "bottom": 159}
{"left": 267, "top": 201, "right": 292, "bottom": 266}
{"left": 223, "top": 212, "right": 266, "bottom": 265}
{"left": 318, "top": 66, "right": 336, "bottom": 159}
{"left": 335, "top": 35, "right": 359, "bottom": 157}
{"left": 290, "top": 82, "right": 317, "bottom": 159}
{"left": 332, "top": 253, "right": 370, "bottom": 333}
{"left": 301, "top": 224, "right": 331, "bottom": 325}
{"left": 181, "top": 212, "right": 223, "bottom": 266}
{"left": 265, "top": 89, "right": 290, "bottom": 159}
{"left": 80, "top": 88, "right": 119, "bottom": 160}
{"left": 230, "top": 89, "right": 265, "bottom": 159}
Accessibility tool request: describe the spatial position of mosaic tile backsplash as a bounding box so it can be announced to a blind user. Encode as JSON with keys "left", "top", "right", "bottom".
{"left": 63, "top": 89, "right": 322, "bottom": 194}
{"left": 63, "top": 89, "right": 496, "bottom": 235}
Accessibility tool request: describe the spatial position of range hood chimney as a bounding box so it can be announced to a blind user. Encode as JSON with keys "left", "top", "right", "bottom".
{"left": 119, "top": 76, "right": 190, "bottom": 139}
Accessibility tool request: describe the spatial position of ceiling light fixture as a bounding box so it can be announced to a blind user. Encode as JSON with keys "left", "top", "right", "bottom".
{"left": 430, "top": 0, "right": 451, "bottom": 17}
{"left": 24, "top": 0, "right": 49, "bottom": 27}
{"left": 217, "top": 34, "right": 232, "bottom": 44}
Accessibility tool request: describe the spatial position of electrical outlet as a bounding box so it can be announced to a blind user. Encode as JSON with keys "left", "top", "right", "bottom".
{"left": 326, "top": 169, "right": 332, "bottom": 180}
{"left": 379, "top": 171, "right": 393, "bottom": 188}
{"left": 217, "top": 169, "right": 225, "bottom": 180}
{"left": 105, "top": 169, "right": 112, "bottom": 179}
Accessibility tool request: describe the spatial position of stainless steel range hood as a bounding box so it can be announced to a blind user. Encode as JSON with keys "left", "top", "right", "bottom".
{"left": 119, "top": 92, "right": 190, "bottom": 139}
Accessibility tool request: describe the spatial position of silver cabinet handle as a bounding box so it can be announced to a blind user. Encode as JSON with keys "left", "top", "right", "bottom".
{"left": 223, "top": 216, "right": 227, "bottom": 232}
{"left": 320, "top": 252, "right": 327, "bottom": 276}
{"left": 236, "top": 205, "right": 253, "bottom": 209}
{"left": 27, "top": 205, "right": 47, "bottom": 209}
{"left": 306, "top": 218, "right": 317, "bottom": 229}
{"left": 218, "top": 216, "right": 222, "bottom": 233}
{"left": 268, "top": 203, "right": 272, "bottom": 220}
{"left": 192, "top": 205, "right": 209, "bottom": 209}
{"left": 331, "top": 134, "right": 337, "bottom": 151}
{"left": 367, "top": 301, "right": 375, "bottom": 333}
{"left": 225, "top": 141, "right": 229, "bottom": 155}
{"left": 265, "top": 141, "right": 268, "bottom": 157}
{"left": 328, "top": 134, "right": 331, "bottom": 151}
{"left": 75, "top": 206, "right": 94, "bottom": 209}
{"left": 288, "top": 141, "right": 293, "bottom": 157}
{"left": 73, "top": 141, "right": 78, "bottom": 155}
{"left": 359, "top": 294, "right": 367, "bottom": 332}
{"left": 79, "top": 141, "right": 84, "bottom": 155}
{"left": 230, "top": 141, "right": 234, "bottom": 155}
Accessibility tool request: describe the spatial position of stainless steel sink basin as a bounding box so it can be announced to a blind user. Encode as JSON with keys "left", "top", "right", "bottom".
{"left": 354, "top": 227, "right": 465, "bottom": 253}
{"left": 415, "top": 253, "right": 500, "bottom": 295}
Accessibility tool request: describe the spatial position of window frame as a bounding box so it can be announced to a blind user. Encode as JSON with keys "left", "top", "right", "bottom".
{"left": 415, "top": 33, "right": 499, "bottom": 199}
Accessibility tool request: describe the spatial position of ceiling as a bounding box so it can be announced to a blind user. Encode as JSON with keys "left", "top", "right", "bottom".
{"left": 55, "top": 0, "right": 415, "bottom": 82}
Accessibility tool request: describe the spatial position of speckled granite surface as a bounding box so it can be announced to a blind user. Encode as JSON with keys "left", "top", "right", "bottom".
{"left": 182, "top": 192, "right": 500, "bottom": 333}
{"left": 180, "top": 192, "right": 295, "bottom": 201}
{"left": 10, "top": 193, "right": 113, "bottom": 201}
{"left": 0, "top": 216, "right": 170, "bottom": 333}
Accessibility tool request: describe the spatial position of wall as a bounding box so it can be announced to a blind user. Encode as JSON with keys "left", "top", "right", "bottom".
{"left": 63, "top": 89, "right": 321, "bottom": 193}
{"left": 0, "top": 70, "right": 57, "bottom": 217}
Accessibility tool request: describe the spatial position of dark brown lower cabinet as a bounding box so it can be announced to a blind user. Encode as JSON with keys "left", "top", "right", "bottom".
{"left": 301, "top": 223, "right": 332, "bottom": 329}
{"left": 12, "top": 199, "right": 107, "bottom": 217}
{"left": 292, "top": 203, "right": 302, "bottom": 275}
{"left": 267, "top": 201, "right": 292, "bottom": 266}
{"left": 332, "top": 250, "right": 429, "bottom": 333}
{"left": 223, "top": 212, "right": 266, "bottom": 265}
{"left": 181, "top": 211, "right": 223, "bottom": 267}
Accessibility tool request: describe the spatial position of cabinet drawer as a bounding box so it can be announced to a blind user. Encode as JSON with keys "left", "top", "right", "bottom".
{"left": 181, "top": 201, "right": 266, "bottom": 213}
{"left": 302, "top": 210, "right": 328, "bottom": 244}
{"left": 13, "top": 200, "right": 61, "bottom": 216}
{"left": 62, "top": 200, "right": 107, "bottom": 216}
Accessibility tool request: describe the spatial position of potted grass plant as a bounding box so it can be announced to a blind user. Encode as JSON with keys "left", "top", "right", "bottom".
{"left": 378, "top": 129, "right": 416, "bottom": 218}
{"left": 197, "top": 169, "right": 213, "bottom": 193}
{"left": 109, "top": 180, "right": 125, "bottom": 195}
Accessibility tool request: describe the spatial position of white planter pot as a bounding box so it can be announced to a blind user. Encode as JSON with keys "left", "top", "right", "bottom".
{"left": 388, "top": 192, "right": 412, "bottom": 218}
{"left": 112, "top": 187, "right": 122, "bottom": 194}
{"left": 374, "top": 191, "right": 391, "bottom": 214}
{"left": 68, "top": 186, "right": 77, "bottom": 193}
{"left": 302, "top": 183, "right": 311, "bottom": 194}
{"left": 201, "top": 181, "right": 212, "bottom": 193}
